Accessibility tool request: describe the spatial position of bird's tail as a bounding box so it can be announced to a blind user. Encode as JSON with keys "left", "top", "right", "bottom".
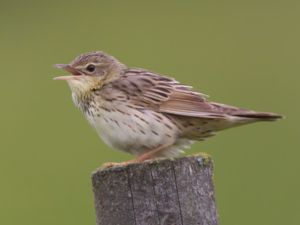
{"left": 210, "top": 102, "right": 283, "bottom": 122}
{"left": 231, "top": 111, "right": 283, "bottom": 121}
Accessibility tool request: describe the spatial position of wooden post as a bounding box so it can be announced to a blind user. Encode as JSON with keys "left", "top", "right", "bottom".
{"left": 91, "top": 154, "right": 219, "bottom": 225}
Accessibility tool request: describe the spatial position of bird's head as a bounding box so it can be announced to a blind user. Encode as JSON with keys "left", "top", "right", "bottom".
{"left": 54, "top": 51, "right": 126, "bottom": 96}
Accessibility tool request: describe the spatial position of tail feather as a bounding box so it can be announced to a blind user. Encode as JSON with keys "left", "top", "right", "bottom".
{"left": 210, "top": 102, "right": 283, "bottom": 121}
{"left": 232, "top": 111, "right": 283, "bottom": 121}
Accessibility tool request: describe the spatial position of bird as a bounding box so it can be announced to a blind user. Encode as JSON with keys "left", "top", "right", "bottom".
{"left": 54, "top": 51, "right": 282, "bottom": 167}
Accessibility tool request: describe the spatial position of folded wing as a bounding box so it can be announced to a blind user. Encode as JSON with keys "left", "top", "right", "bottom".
{"left": 117, "top": 69, "right": 282, "bottom": 121}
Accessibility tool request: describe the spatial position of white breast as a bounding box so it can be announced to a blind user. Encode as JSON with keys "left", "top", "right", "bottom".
{"left": 81, "top": 103, "right": 178, "bottom": 155}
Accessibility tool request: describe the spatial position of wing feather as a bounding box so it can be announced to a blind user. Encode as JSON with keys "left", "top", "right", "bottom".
{"left": 114, "top": 68, "right": 225, "bottom": 118}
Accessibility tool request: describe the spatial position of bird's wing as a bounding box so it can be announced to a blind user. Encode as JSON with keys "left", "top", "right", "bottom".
{"left": 114, "top": 68, "right": 230, "bottom": 119}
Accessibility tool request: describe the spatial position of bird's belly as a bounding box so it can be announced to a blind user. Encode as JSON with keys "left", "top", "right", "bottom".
{"left": 84, "top": 108, "right": 178, "bottom": 155}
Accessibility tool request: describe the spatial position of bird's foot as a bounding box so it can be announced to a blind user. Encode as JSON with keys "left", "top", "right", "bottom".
{"left": 101, "top": 159, "right": 137, "bottom": 168}
{"left": 101, "top": 144, "right": 173, "bottom": 168}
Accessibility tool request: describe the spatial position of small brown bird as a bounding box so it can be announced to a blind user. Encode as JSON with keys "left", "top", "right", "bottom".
{"left": 54, "top": 51, "right": 282, "bottom": 166}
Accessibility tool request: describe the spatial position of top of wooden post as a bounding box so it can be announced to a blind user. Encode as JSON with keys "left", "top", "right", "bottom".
{"left": 92, "top": 153, "right": 212, "bottom": 176}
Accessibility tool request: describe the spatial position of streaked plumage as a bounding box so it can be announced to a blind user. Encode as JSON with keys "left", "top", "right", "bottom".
{"left": 54, "top": 51, "right": 282, "bottom": 163}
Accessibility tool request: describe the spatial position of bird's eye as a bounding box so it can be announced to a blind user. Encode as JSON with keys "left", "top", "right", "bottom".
{"left": 86, "top": 64, "right": 96, "bottom": 72}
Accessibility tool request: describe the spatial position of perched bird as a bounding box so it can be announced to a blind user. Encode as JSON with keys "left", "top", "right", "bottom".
{"left": 54, "top": 51, "right": 282, "bottom": 166}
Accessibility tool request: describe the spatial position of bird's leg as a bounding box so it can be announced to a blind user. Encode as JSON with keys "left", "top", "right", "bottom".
{"left": 102, "top": 143, "right": 172, "bottom": 168}
{"left": 134, "top": 143, "right": 172, "bottom": 162}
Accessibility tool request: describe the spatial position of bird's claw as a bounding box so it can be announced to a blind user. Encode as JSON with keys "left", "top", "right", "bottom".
{"left": 101, "top": 161, "right": 135, "bottom": 168}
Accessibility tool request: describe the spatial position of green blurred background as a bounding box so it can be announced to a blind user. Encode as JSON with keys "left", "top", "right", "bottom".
{"left": 0, "top": 0, "right": 299, "bottom": 224}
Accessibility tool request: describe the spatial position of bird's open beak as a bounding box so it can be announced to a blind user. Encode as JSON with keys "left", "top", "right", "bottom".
{"left": 53, "top": 64, "right": 83, "bottom": 80}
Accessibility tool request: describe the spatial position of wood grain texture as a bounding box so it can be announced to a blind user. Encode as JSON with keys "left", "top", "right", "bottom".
{"left": 92, "top": 154, "right": 218, "bottom": 225}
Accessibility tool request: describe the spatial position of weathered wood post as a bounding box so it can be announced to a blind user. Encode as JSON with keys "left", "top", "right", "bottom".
{"left": 92, "top": 154, "right": 218, "bottom": 225}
